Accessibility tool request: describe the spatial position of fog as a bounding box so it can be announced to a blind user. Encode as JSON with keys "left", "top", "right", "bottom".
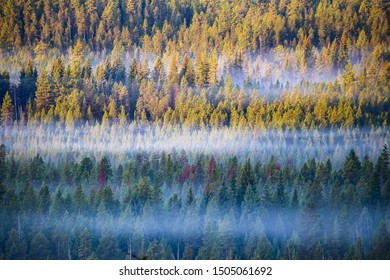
{"left": 1, "top": 122, "right": 388, "bottom": 259}
{"left": 0, "top": 47, "right": 356, "bottom": 91}
{"left": 1, "top": 122, "right": 388, "bottom": 169}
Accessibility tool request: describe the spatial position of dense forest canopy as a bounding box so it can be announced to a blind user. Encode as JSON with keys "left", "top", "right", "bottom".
{"left": 0, "top": 0, "right": 390, "bottom": 260}
{"left": 0, "top": 0, "right": 389, "bottom": 52}
{"left": 0, "top": 0, "right": 388, "bottom": 128}
{"left": 0, "top": 140, "right": 389, "bottom": 259}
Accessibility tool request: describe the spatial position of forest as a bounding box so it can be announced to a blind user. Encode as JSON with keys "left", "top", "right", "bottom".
{"left": 0, "top": 0, "right": 389, "bottom": 259}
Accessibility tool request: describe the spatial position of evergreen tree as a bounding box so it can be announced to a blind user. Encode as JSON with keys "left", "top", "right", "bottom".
{"left": 254, "top": 234, "right": 274, "bottom": 260}
{"left": 73, "top": 186, "right": 87, "bottom": 213}
{"left": 97, "top": 231, "right": 123, "bottom": 260}
{"left": 78, "top": 229, "right": 93, "bottom": 260}
{"left": 5, "top": 229, "right": 27, "bottom": 260}
{"left": 98, "top": 157, "right": 112, "bottom": 188}
{"left": 0, "top": 144, "right": 6, "bottom": 182}
{"left": 18, "top": 61, "right": 37, "bottom": 108}
{"left": 0, "top": 70, "right": 10, "bottom": 104}
{"left": 182, "top": 243, "right": 194, "bottom": 260}
{"left": 238, "top": 158, "right": 255, "bottom": 203}
{"left": 34, "top": 70, "right": 51, "bottom": 114}
{"left": 378, "top": 145, "right": 389, "bottom": 186}
{"left": 38, "top": 185, "right": 50, "bottom": 215}
{"left": 30, "top": 231, "right": 51, "bottom": 259}
{"left": 370, "top": 221, "right": 390, "bottom": 259}
{"left": 1, "top": 91, "right": 14, "bottom": 126}
{"left": 342, "top": 149, "right": 361, "bottom": 185}
{"left": 299, "top": 180, "right": 324, "bottom": 259}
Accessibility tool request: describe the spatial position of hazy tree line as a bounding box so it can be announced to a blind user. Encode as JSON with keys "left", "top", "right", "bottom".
{"left": 0, "top": 0, "right": 388, "bottom": 54}
{"left": 0, "top": 44, "right": 389, "bottom": 129}
{"left": 1, "top": 124, "right": 389, "bottom": 170}
{"left": 0, "top": 0, "right": 389, "bottom": 130}
{"left": 0, "top": 0, "right": 389, "bottom": 260}
{"left": 0, "top": 143, "right": 389, "bottom": 259}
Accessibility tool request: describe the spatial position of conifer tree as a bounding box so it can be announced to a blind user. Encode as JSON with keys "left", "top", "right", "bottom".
{"left": 35, "top": 70, "right": 51, "bottom": 114}
{"left": 0, "top": 70, "right": 10, "bottom": 104}
{"left": 78, "top": 229, "right": 93, "bottom": 260}
{"left": 5, "top": 229, "right": 27, "bottom": 260}
{"left": 254, "top": 234, "right": 274, "bottom": 259}
{"left": 30, "top": 231, "right": 51, "bottom": 259}
{"left": 1, "top": 91, "right": 13, "bottom": 126}
{"left": 97, "top": 230, "right": 123, "bottom": 260}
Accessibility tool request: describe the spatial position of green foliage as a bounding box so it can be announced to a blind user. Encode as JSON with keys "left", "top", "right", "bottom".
{"left": 254, "top": 235, "right": 274, "bottom": 260}
{"left": 1, "top": 91, "right": 13, "bottom": 126}
{"left": 0, "top": 0, "right": 388, "bottom": 129}
{"left": 0, "top": 0, "right": 389, "bottom": 261}
{"left": 30, "top": 231, "right": 51, "bottom": 259}
{"left": 0, "top": 142, "right": 387, "bottom": 259}
{"left": 0, "top": 0, "right": 387, "bottom": 55}
{"left": 96, "top": 231, "right": 123, "bottom": 260}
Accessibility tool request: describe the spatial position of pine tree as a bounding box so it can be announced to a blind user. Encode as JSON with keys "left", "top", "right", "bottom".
{"left": 274, "top": 172, "right": 287, "bottom": 208}
{"left": 152, "top": 56, "right": 165, "bottom": 83}
{"left": 352, "top": 238, "right": 364, "bottom": 260}
{"left": 128, "top": 59, "right": 138, "bottom": 83}
{"left": 65, "top": 109, "right": 74, "bottom": 131}
{"left": 73, "top": 186, "right": 87, "bottom": 213}
{"left": 0, "top": 144, "right": 6, "bottom": 183}
{"left": 383, "top": 178, "right": 390, "bottom": 205}
{"left": 379, "top": 145, "right": 389, "bottom": 186}
{"left": 209, "top": 51, "right": 218, "bottom": 86}
{"left": 0, "top": 70, "right": 10, "bottom": 106}
{"left": 35, "top": 70, "right": 51, "bottom": 114}
{"left": 254, "top": 234, "right": 274, "bottom": 259}
{"left": 38, "top": 185, "right": 50, "bottom": 215}
{"left": 30, "top": 231, "right": 51, "bottom": 259}
{"left": 168, "top": 54, "right": 179, "bottom": 84}
{"left": 108, "top": 98, "right": 117, "bottom": 119}
{"left": 370, "top": 221, "right": 390, "bottom": 259}
{"left": 22, "top": 185, "right": 37, "bottom": 213}
{"left": 184, "top": 186, "right": 194, "bottom": 207}
{"left": 195, "top": 52, "right": 209, "bottom": 87}
{"left": 97, "top": 230, "right": 123, "bottom": 260}
{"left": 182, "top": 243, "right": 194, "bottom": 260}
{"left": 342, "top": 149, "right": 361, "bottom": 185}
{"left": 78, "top": 229, "right": 93, "bottom": 260}
{"left": 5, "top": 229, "right": 27, "bottom": 259}
{"left": 18, "top": 61, "right": 37, "bottom": 108}
{"left": 282, "top": 235, "right": 300, "bottom": 260}
{"left": 179, "top": 55, "right": 195, "bottom": 87}
{"left": 1, "top": 91, "right": 14, "bottom": 126}
{"left": 98, "top": 157, "right": 112, "bottom": 188}
{"left": 365, "top": 163, "right": 381, "bottom": 207}
{"left": 238, "top": 158, "right": 255, "bottom": 203}
{"left": 299, "top": 180, "right": 324, "bottom": 259}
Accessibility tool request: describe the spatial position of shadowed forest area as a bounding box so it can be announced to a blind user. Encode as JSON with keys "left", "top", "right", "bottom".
{"left": 0, "top": 0, "right": 389, "bottom": 259}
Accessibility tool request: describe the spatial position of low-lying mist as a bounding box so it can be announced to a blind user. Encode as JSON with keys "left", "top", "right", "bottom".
{"left": 1, "top": 122, "right": 388, "bottom": 169}
{"left": 1, "top": 122, "right": 389, "bottom": 260}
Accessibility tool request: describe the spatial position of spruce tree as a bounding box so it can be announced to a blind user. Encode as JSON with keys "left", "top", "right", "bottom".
{"left": 34, "top": 70, "right": 51, "bottom": 114}
{"left": 1, "top": 91, "right": 13, "bottom": 126}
